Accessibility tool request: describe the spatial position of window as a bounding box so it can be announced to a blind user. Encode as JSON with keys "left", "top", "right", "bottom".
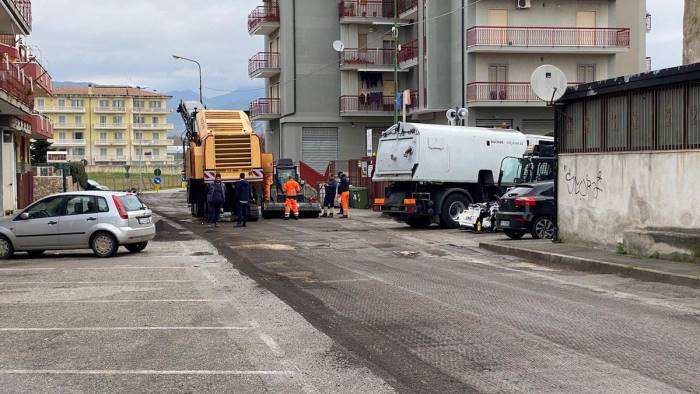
{"left": 116, "top": 147, "right": 124, "bottom": 157}
{"left": 113, "top": 116, "right": 122, "bottom": 124}
{"left": 135, "top": 147, "right": 143, "bottom": 156}
{"left": 74, "top": 132, "right": 84, "bottom": 140}
{"left": 97, "top": 197, "right": 109, "bottom": 213}
{"left": 72, "top": 99, "right": 84, "bottom": 108}
{"left": 24, "top": 196, "right": 65, "bottom": 219}
{"left": 115, "top": 132, "right": 123, "bottom": 140}
{"left": 113, "top": 100, "right": 124, "bottom": 108}
{"left": 58, "top": 132, "right": 66, "bottom": 140}
{"left": 99, "top": 132, "right": 107, "bottom": 141}
{"left": 58, "top": 115, "right": 66, "bottom": 125}
{"left": 577, "top": 64, "right": 596, "bottom": 83}
{"left": 74, "top": 115, "right": 82, "bottom": 124}
{"left": 65, "top": 195, "right": 96, "bottom": 216}
{"left": 135, "top": 132, "right": 143, "bottom": 141}
{"left": 100, "top": 148, "right": 107, "bottom": 156}
{"left": 134, "top": 115, "right": 144, "bottom": 124}
{"left": 99, "top": 99, "right": 109, "bottom": 108}
{"left": 152, "top": 117, "right": 159, "bottom": 124}
{"left": 37, "top": 98, "right": 44, "bottom": 108}
{"left": 117, "top": 195, "right": 145, "bottom": 212}
{"left": 152, "top": 132, "right": 160, "bottom": 140}
{"left": 134, "top": 100, "right": 144, "bottom": 108}
{"left": 153, "top": 148, "right": 160, "bottom": 157}
{"left": 58, "top": 99, "right": 66, "bottom": 108}
{"left": 149, "top": 101, "right": 161, "bottom": 108}
{"left": 100, "top": 115, "right": 107, "bottom": 124}
{"left": 73, "top": 147, "right": 85, "bottom": 156}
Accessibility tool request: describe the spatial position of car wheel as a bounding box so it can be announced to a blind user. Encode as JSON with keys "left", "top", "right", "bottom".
{"left": 124, "top": 242, "right": 148, "bottom": 253}
{"left": 504, "top": 230, "right": 525, "bottom": 240}
{"left": 91, "top": 232, "right": 118, "bottom": 258}
{"left": 27, "top": 250, "right": 45, "bottom": 257}
{"left": 440, "top": 194, "right": 471, "bottom": 229}
{"left": 531, "top": 216, "right": 555, "bottom": 239}
{"left": 405, "top": 217, "right": 432, "bottom": 228}
{"left": 0, "top": 236, "right": 14, "bottom": 259}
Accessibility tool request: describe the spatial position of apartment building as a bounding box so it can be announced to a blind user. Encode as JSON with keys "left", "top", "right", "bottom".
{"left": 36, "top": 86, "right": 175, "bottom": 167}
{"left": 0, "top": 0, "right": 54, "bottom": 212}
{"left": 247, "top": 0, "right": 647, "bottom": 171}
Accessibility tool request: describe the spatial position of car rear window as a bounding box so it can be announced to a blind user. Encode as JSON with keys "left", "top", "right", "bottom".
{"left": 504, "top": 187, "right": 534, "bottom": 197}
{"left": 118, "top": 195, "right": 145, "bottom": 212}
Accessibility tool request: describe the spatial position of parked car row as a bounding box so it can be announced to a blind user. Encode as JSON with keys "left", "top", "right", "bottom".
{"left": 0, "top": 191, "right": 155, "bottom": 259}
{"left": 458, "top": 181, "right": 555, "bottom": 240}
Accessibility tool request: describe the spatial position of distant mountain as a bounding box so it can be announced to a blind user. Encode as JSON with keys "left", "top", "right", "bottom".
{"left": 54, "top": 81, "right": 95, "bottom": 87}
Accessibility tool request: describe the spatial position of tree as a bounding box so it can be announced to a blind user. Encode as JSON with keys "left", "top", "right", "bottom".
{"left": 30, "top": 139, "right": 52, "bottom": 165}
{"left": 684, "top": 0, "right": 700, "bottom": 64}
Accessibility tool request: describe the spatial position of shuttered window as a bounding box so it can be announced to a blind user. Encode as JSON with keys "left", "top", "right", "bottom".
{"left": 302, "top": 128, "right": 338, "bottom": 173}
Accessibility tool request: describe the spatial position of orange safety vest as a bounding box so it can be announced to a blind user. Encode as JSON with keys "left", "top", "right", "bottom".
{"left": 283, "top": 179, "right": 301, "bottom": 197}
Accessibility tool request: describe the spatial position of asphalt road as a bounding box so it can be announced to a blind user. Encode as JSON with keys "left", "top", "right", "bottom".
{"left": 144, "top": 190, "right": 700, "bottom": 394}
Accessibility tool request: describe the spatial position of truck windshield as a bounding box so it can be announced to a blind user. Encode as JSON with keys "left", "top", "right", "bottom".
{"left": 501, "top": 157, "right": 524, "bottom": 185}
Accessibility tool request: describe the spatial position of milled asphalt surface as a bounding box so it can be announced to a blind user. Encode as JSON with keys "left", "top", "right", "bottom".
{"left": 2, "top": 188, "right": 699, "bottom": 393}
{"left": 143, "top": 190, "right": 700, "bottom": 394}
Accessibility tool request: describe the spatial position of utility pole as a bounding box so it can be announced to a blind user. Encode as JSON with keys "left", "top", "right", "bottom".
{"left": 393, "top": 0, "right": 399, "bottom": 124}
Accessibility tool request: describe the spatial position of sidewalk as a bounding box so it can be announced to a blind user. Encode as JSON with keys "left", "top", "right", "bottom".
{"left": 479, "top": 239, "right": 700, "bottom": 288}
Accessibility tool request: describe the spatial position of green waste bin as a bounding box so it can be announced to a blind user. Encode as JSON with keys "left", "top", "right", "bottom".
{"left": 349, "top": 187, "right": 369, "bottom": 209}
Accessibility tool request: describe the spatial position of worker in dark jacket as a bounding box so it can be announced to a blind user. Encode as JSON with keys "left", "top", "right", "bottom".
{"left": 205, "top": 174, "right": 226, "bottom": 227}
{"left": 337, "top": 172, "right": 350, "bottom": 218}
{"left": 235, "top": 173, "right": 250, "bottom": 227}
{"left": 322, "top": 176, "right": 337, "bottom": 217}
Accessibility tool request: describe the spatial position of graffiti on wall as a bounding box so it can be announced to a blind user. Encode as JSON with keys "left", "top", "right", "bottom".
{"left": 564, "top": 167, "right": 604, "bottom": 200}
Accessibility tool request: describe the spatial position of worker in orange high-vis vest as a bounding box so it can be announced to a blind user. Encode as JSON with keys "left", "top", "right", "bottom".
{"left": 283, "top": 176, "right": 301, "bottom": 220}
{"left": 338, "top": 172, "right": 350, "bottom": 219}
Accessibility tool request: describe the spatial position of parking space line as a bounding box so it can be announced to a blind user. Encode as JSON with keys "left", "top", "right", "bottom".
{"left": 0, "top": 327, "right": 254, "bottom": 332}
{"left": 0, "top": 369, "right": 295, "bottom": 376}
{"left": 0, "top": 280, "right": 209, "bottom": 285}
{"left": 0, "top": 299, "right": 228, "bottom": 304}
{"left": 319, "top": 278, "right": 373, "bottom": 284}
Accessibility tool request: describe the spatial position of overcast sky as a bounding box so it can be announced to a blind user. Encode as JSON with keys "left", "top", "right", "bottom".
{"left": 27, "top": 0, "right": 683, "bottom": 96}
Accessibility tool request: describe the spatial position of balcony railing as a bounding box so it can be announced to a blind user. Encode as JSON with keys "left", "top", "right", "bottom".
{"left": 0, "top": 66, "right": 32, "bottom": 109}
{"left": 94, "top": 107, "right": 126, "bottom": 113}
{"left": 397, "top": 0, "right": 418, "bottom": 16}
{"left": 54, "top": 123, "right": 85, "bottom": 129}
{"left": 25, "top": 62, "right": 52, "bottom": 95}
{"left": 134, "top": 139, "right": 174, "bottom": 146}
{"left": 39, "top": 106, "right": 85, "bottom": 113}
{"left": 398, "top": 39, "right": 418, "bottom": 64}
{"left": 248, "top": 2, "right": 280, "bottom": 34}
{"left": 250, "top": 98, "right": 281, "bottom": 119}
{"left": 94, "top": 139, "right": 128, "bottom": 146}
{"left": 133, "top": 107, "right": 172, "bottom": 114}
{"left": 340, "top": 94, "right": 396, "bottom": 114}
{"left": 340, "top": 48, "right": 395, "bottom": 67}
{"left": 466, "top": 81, "right": 580, "bottom": 103}
{"left": 94, "top": 156, "right": 128, "bottom": 162}
{"left": 94, "top": 123, "right": 127, "bottom": 129}
{"left": 466, "top": 26, "right": 631, "bottom": 49}
{"left": 9, "top": 0, "right": 32, "bottom": 31}
{"left": 133, "top": 123, "right": 174, "bottom": 130}
{"left": 52, "top": 139, "right": 86, "bottom": 146}
{"left": 248, "top": 52, "right": 280, "bottom": 77}
{"left": 339, "top": 0, "right": 396, "bottom": 19}
{"left": 25, "top": 114, "right": 53, "bottom": 139}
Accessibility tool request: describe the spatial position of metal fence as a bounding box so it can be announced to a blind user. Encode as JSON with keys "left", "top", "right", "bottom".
{"left": 559, "top": 82, "right": 700, "bottom": 153}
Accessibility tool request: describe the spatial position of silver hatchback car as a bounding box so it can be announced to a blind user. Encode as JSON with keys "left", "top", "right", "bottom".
{"left": 0, "top": 191, "right": 156, "bottom": 259}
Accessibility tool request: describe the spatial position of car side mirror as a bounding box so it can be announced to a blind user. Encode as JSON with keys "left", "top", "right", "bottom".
{"left": 19, "top": 212, "right": 29, "bottom": 220}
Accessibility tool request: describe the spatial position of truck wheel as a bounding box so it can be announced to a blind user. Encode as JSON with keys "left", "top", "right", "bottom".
{"left": 405, "top": 218, "right": 431, "bottom": 228}
{"left": 504, "top": 230, "right": 525, "bottom": 240}
{"left": 440, "top": 194, "right": 470, "bottom": 229}
{"left": 193, "top": 200, "right": 205, "bottom": 218}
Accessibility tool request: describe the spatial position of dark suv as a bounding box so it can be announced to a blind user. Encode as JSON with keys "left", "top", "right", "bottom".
{"left": 497, "top": 182, "right": 555, "bottom": 240}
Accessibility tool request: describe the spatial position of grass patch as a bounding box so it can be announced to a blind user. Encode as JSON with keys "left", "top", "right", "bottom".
{"left": 87, "top": 172, "right": 182, "bottom": 191}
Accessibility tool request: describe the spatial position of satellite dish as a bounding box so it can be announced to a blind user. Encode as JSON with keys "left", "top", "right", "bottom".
{"left": 332, "top": 40, "right": 345, "bottom": 52}
{"left": 530, "top": 65, "right": 568, "bottom": 103}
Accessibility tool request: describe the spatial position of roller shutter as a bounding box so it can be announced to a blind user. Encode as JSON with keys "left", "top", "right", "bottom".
{"left": 476, "top": 119, "right": 513, "bottom": 128}
{"left": 302, "top": 128, "right": 338, "bottom": 173}
{"left": 521, "top": 119, "right": 554, "bottom": 135}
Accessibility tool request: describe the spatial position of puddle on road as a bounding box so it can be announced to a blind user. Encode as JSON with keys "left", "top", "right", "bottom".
{"left": 238, "top": 244, "right": 296, "bottom": 251}
{"left": 190, "top": 252, "right": 213, "bottom": 256}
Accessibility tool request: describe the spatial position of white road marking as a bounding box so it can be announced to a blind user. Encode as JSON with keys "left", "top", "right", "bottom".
{"left": 0, "top": 327, "right": 253, "bottom": 332}
{"left": 0, "top": 299, "right": 227, "bottom": 304}
{"left": 0, "top": 280, "right": 208, "bottom": 285}
{"left": 320, "top": 278, "right": 372, "bottom": 284}
{"left": 258, "top": 333, "right": 285, "bottom": 358}
{"left": 0, "top": 369, "right": 294, "bottom": 376}
{"left": 158, "top": 216, "right": 186, "bottom": 230}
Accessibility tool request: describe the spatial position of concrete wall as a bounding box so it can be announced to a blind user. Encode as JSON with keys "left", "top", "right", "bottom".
{"left": 558, "top": 151, "right": 700, "bottom": 247}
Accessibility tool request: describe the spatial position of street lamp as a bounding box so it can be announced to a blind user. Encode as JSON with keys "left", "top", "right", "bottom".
{"left": 172, "top": 54, "right": 204, "bottom": 105}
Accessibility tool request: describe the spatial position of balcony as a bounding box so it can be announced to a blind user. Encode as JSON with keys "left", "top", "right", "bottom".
{"left": 466, "top": 26, "right": 631, "bottom": 54}
{"left": 0, "top": 66, "right": 32, "bottom": 114}
{"left": 94, "top": 156, "right": 128, "bottom": 163}
{"left": 248, "top": 2, "right": 279, "bottom": 35}
{"left": 466, "top": 81, "right": 579, "bottom": 107}
{"left": 25, "top": 114, "right": 53, "bottom": 139}
{"left": 134, "top": 139, "right": 174, "bottom": 146}
{"left": 94, "top": 139, "right": 128, "bottom": 146}
{"left": 248, "top": 52, "right": 280, "bottom": 79}
{"left": 133, "top": 107, "right": 172, "bottom": 114}
{"left": 340, "top": 94, "right": 396, "bottom": 116}
{"left": 94, "top": 106, "right": 126, "bottom": 114}
{"left": 340, "top": 48, "right": 406, "bottom": 72}
{"left": 398, "top": 39, "right": 418, "bottom": 69}
{"left": 94, "top": 123, "right": 127, "bottom": 130}
{"left": 339, "top": 0, "right": 407, "bottom": 24}
{"left": 0, "top": 0, "right": 32, "bottom": 35}
{"left": 25, "top": 62, "right": 53, "bottom": 95}
{"left": 52, "top": 139, "right": 86, "bottom": 146}
{"left": 250, "top": 98, "right": 281, "bottom": 120}
{"left": 39, "top": 106, "right": 85, "bottom": 113}
{"left": 54, "top": 123, "right": 86, "bottom": 129}
{"left": 133, "top": 123, "right": 174, "bottom": 130}
{"left": 397, "top": 0, "right": 417, "bottom": 20}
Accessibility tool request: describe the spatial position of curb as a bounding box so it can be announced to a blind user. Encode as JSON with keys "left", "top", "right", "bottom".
{"left": 479, "top": 241, "right": 700, "bottom": 289}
